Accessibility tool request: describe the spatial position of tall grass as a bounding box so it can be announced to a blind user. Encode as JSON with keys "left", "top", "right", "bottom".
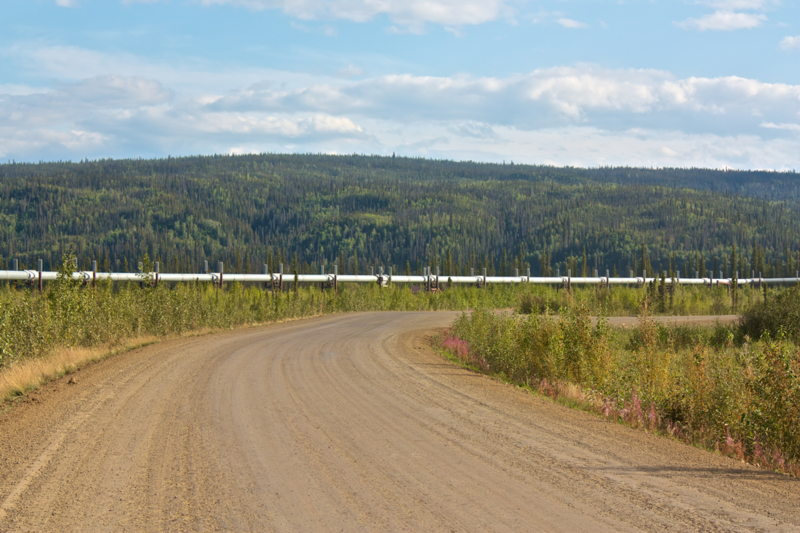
{"left": 441, "top": 304, "right": 800, "bottom": 476}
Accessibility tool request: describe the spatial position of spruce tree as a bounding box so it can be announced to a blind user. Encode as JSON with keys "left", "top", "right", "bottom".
{"left": 291, "top": 253, "right": 299, "bottom": 293}
{"left": 640, "top": 243, "right": 652, "bottom": 277}
{"left": 581, "top": 247, "right": 588, "bottom": 277}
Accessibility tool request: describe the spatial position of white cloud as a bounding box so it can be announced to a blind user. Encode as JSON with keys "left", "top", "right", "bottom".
{"left": 0, "top": 70, "right": 368, "bottom": 161}
{"left": 780, "top": 36, "right": 800, "bottom": 50}
{"left": 3, "top": 46, "right": 799, "bottom": 169}
{"left": 447, "top": 121, "right": 499, "bottom": 139}
{"left": 761, "top": 122, "right": 800, "bottom": 132}
{"left": 677, "top": 10, "right": 766, "bottom": 30}
{"left": 557, "top": 18, "right": 587, "bottom": 29}
{"left": 0, "top": 84, "right": 49, "bottom": 96}
{"left": 62, "top": 75, "right": 173, "bottom": 106}
{"left": 55, "top": 0, "right": 78, "bottom": 6}
{"left": 0, "top": 76, "right": 172, "bottom": 131}
{"left": 206, "top": 66, "right": 800, "bottom": 138}
{"left": 370, "top": 123, "right": 800, "bottom": 170}
{"left": 196, "top": 0, "right": 510, "bottom": 29}
{"left": 661, "top": 147, "right": 681, "bottom": 157}
{"left": 1, "top": 44, "right": 325, "bottom": 95}
{"left": 699, "top": 0, "right": 769, "bottom": 8}
{"left": 185, "top": 112, "right": 363, "bottom": 136}
{"left": 0, "top": 129, "right": 106, "bottom": 160}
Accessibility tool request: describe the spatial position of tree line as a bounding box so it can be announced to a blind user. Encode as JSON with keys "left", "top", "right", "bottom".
{"left": 1, "top": 153, "right": 799, "bottom": 279}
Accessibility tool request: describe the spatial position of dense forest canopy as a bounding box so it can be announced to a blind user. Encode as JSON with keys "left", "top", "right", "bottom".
{"left": 1, "top": 153, "right": 799, "bottom": 278}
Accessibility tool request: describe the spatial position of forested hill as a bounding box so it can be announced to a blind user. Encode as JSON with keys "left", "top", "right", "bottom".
{"left": 1, "top": 153, "right": 799, "bottom": 278}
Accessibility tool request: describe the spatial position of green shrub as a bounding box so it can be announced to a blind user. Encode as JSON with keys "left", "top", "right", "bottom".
{"left": 441, "top": 302, "right": 800, "bottom": 473}
{"left": 740, "top": 284, "right": 800, "bottom": 343}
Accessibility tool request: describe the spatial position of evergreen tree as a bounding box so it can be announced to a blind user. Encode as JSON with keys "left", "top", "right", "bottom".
{"left": 540, "top": 251, "right": 551, "bottom": 277}
{"left": 640, "top": 243, "right": 652, "bottom": 277}
{"left": 581, "top": 247, "right": 588, "bottom": 277}
{"left": 291, "top": 253, "right": 299, "bottom": 292}
{"left": 657, "top": 272, "right": 667, "bottom": 313}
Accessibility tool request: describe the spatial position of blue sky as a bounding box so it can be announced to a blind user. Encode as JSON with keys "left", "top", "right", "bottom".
{"left": 1, "top": 0, "right": 799, "bottom": 169}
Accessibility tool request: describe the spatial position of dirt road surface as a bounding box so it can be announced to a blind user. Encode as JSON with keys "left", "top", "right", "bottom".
{"left": 0, "top": 312, "right": 796, "bottom": 532}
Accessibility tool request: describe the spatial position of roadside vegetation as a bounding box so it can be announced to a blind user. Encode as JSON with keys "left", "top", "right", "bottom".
{"left": 2, "top": 252, "right": 795, "bottom": 471}
{"left": 438, "top": 288, "right": 800, "bottom": 477}
{"left": 0, "top": 253, "right": 541, "bottom": 399}
{"left": 0, "top": 253, "right": 761, "bottom": 381}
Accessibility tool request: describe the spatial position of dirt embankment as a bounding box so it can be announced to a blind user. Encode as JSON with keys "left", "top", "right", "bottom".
{"left": 0, "top": 312, "right": 796, "bottom": 532}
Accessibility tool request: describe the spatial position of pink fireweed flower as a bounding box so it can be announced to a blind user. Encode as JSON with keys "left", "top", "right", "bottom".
{"left": 725, "top": 426, "right": 735, "bottom": 450}
{"left": 753, "top": 434, "right": 765, "bottom": 464}
{"left": 603, "top": 398, "right": 612, "bottom": 418}
{"left": 442, "top": 335, "right": 472, "bottom": 359}
{"left": 631, "top": 388, "right": 643, "bottom": 424}
{"left": 774, "top": 451, "right": 786, "bottom": 470}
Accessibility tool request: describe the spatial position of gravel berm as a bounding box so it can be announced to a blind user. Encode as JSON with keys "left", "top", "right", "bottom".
{"left": 0, "top": 312, "right": 796, "bottom": 532}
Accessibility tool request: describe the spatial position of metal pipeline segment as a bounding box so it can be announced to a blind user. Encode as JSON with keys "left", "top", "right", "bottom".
{"left": 0, "top": 270, "right": 796, "bottom": 285}
{"left": 0, "top": 270, "right": 38, "bottom": 281}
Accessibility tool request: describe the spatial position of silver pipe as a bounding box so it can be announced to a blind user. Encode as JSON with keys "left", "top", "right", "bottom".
{"left": 0, "top": 271, "right": 795, "bottom": 286}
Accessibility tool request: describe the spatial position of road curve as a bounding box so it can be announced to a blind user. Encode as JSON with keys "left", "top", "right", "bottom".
{"left": 0, "top": 312, "right": 796, "bottom": 532}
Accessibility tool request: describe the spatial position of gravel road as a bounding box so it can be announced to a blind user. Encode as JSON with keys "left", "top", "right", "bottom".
{"left": 0, "top": 312, "right": 796, "bottom": 532}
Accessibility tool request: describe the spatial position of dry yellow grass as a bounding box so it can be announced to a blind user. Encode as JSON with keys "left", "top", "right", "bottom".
{"left": 0, "top": 337, "right": 160, "bottom": 403}
{"left": 0, "top": 314, "right": 323, "bottom": 406}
